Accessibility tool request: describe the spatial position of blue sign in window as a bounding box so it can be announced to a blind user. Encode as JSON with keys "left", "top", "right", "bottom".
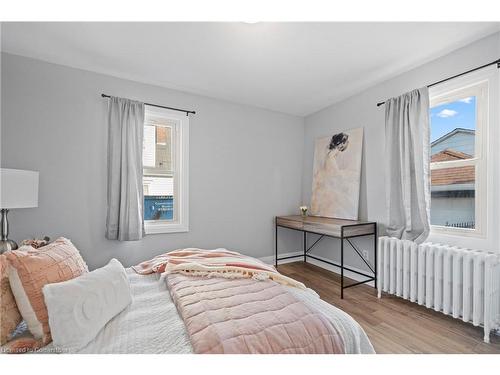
{"left": 144, "top": 195, "right": 173, "bottom": 221}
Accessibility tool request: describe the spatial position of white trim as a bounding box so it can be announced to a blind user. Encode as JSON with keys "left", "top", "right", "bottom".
{"left": 429, "top": 66, "right": 496, "bottom": 241}
{"left": 144, "top": 221, "right": 189, "bottom": 234}
{"left": 430, "top": 225, "right": 479, "bottom": 238}
{"left": 260, "top": 252, "right": 374, "bottom": 287}
{"left": 144, "top": 107, "right": 189, "bottom": 234}
{"left": 428, "top": 65, "right": 499, "bottom": 251}
{"left": 259, "top": 251, "right": 301, "bottom": 265}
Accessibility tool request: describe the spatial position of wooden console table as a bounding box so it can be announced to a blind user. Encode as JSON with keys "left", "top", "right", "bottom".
{"left": 275, "top": 215, "right": 377, "bottom": 298}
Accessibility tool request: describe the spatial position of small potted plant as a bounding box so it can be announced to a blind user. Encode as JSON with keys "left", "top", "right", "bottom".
{"left": 299, "top": 206, "right": 308, "bottom": 217}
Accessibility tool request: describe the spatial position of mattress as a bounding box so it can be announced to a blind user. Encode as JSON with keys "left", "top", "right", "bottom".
{"left": 25, "top": 269, "right": 375, "bottom": 354}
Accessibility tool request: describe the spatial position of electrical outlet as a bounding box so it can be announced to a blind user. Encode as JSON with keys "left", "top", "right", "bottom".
{"left": 362, "top": 250, "right": 369, "bottom": 260}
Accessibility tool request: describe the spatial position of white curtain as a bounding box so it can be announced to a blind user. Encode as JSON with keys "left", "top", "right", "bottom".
{"left": 385, "top": 87, "right": 430, "bottom": 244}
{"left": 105, "top": 97, "right": 145, "bottom": 241}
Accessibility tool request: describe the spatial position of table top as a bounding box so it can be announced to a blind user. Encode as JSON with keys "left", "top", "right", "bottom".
{"left": 276, "top": 215, "right": 376, "bottom": 238}
{"left": 277, "top": 215, "right": 374, "bottom": 226}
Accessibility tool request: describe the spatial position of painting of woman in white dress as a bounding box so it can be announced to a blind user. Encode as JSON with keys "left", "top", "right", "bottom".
{"left": 310, "top": 127, "right": 363, "bottom": 220}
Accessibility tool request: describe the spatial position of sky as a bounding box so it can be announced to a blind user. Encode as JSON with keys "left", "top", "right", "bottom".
{"left": 430, "top": 96, "right": 476, "bottom": 142}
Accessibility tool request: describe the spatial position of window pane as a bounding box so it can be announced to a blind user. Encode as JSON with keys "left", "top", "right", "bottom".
{"left": 143, "top": 125, "right": 172, "bottom": 173}
{"left": 143, "top": 108, "right": 179, "bottom": 223}
{"left": 155, "top": 126, "right": 172, "bottom": 172}
{"left": 143, "top": 176, "right": 174, "bottom": 221}
{"left": 430, "top": 96, "right": 476, "bottom": 160}
{"left": 430, "top": 166, "right": 475, "bottom": 229}
{"left": 143, "top": 125, "right": 156, "bottom": 167}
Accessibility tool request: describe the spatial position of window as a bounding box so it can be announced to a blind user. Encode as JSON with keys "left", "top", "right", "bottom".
{"left": 143, "top": 106, "right": 189, "bottom": 234}
{"left": 429, "top": 72, "right": 491, "bottom": 237}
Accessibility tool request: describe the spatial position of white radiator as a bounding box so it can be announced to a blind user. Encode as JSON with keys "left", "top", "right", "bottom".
{"left": 377, "top": 236, "right": 500, "bottom": 343}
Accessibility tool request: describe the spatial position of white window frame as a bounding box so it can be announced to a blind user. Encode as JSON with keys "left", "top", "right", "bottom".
{"left": 143, "top": 106, "right": 189, "bottom": 234}
{"left": 428, "top": 65, "right": 499, "bottom": 250}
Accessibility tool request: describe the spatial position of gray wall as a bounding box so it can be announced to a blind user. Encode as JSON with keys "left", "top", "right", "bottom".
{"left": 302, "top": 32, "right": 500, "bottom": 271}
{"left": 1, "top": 53, "right": 304, "bottom": 270}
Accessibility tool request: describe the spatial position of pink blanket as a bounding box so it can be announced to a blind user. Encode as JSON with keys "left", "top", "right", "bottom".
{"left": 133, "top": 248, "right": 345, "bottom": 353}
{"left": 167, "top": 274, "right": 345, "bottom": 354}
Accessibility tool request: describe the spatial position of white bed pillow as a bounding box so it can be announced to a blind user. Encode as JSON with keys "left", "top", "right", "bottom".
{"left": 42, "top": 258, "right": 132, "bottom": 351}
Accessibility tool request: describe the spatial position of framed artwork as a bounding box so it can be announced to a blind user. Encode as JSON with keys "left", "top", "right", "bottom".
{"left": 310, "top": 127, "right": 364, "bottom": 220}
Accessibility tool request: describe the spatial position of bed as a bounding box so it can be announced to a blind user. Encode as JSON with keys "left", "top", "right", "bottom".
{"left": 31, "top": 268, "right": 374, "bottom": 354}
{"left": 4, "top": 245, "right": 375, "bottom": 354}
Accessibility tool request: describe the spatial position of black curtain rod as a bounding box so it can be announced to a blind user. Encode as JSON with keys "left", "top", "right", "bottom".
{"left": 376, "top": 58, "right": 500, "bottom": 107}
{"left": 101, "top": 94, "right": 196, "bottom": 116}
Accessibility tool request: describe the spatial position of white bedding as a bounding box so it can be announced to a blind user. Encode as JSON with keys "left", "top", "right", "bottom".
{"left": 41, "top": 270, "right": 192, "bottom": 354}
{"left": 34, "top": 269, "right": 374, "bottom": 354}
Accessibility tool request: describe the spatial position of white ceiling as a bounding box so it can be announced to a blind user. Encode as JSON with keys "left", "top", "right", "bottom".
{"left": 2, "top": 22, "right": 499, "bottom": 116}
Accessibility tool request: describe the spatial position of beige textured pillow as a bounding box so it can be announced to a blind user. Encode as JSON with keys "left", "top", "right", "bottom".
{"left": 0, "top": 254, "right": 22, "bottom": 345}
{"left": 7, "top": 238, "right": 88, "bottom": 345}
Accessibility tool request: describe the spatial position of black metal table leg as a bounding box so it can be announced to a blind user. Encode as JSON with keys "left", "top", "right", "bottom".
{"left": 341, "top": 227, "right": 344, "bottom": 299}
{"left": 275, "top": 217, "right": 278, "bottom": 268}
{"left": 303, "top": 231, "right": 307, "bottom": 263}
{"left": 374, "top": 223, "right": 378, "bottom": 289}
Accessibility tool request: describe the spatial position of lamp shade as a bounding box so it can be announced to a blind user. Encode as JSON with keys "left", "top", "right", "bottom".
{"left": 0, "top": 168, "right": 39, "bottom": 209}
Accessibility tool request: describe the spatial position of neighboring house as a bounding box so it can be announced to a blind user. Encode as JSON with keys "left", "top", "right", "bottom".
{"left": 431, "top": 128, "right": 475, "bottom": 156}
{"left": 143, "top": 177, "right": 174, "bottom": 221}
{"left": 430, "top": 129, "right": 475, "bottom": 229}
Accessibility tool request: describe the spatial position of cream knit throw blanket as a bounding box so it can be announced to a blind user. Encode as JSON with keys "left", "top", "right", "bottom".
{"left": 133, "top": 248, "right": 306, "bottom": 290}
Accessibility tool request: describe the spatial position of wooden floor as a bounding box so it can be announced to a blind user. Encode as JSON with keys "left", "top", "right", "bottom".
{"left": 278, "top": 261, "right": 500, "bottom": 354}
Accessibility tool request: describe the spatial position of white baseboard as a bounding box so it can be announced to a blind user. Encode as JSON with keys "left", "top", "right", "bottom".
{"left": 259, "top": 251, "right": 302, "bottom": 265}
{"left": 260, "top": 252, "right": 375, "bottom": 287}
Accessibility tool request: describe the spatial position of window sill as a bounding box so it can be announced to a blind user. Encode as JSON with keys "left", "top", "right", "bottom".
{"left": 145, "top": 221, "right": 189, "bottom": 235}
{"left": 427, "top": 225, "right": 496, "bottom": 252}
{"left": 430, "top": 225, "right": 484, "bottom": 239}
